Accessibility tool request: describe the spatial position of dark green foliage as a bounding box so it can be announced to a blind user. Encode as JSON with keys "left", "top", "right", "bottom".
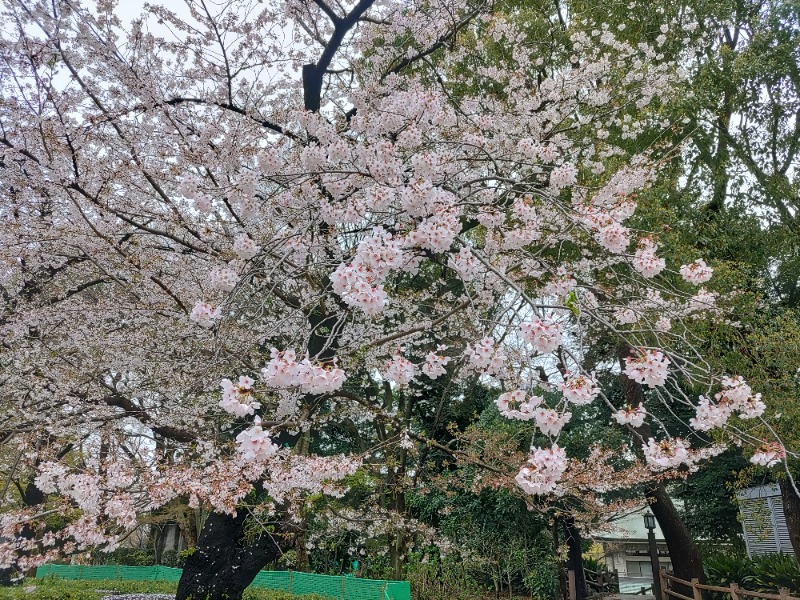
{"left": 161, "top": 550, "right": 186, "bottom": 569}
{"left": 674, "top": 450, "right": 750, "bottom": 550}
{"left": 405, "top": 484, "right": 558, "bottom": 600}
{"left": 704, "top": 553, "right": 800, "bottom": 595}
{"left": 92, "top": 547, "right": 156, "bottom": 566}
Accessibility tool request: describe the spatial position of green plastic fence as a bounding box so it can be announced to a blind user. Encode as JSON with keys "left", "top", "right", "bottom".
{"left": 35, "top": 564, "right": 411, "bottom": 600}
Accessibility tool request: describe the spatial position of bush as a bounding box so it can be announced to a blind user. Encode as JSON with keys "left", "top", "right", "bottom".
{"left": 160, "top": 550, "right": 185, "bottom": 568}
{"left": 705, "top": 553, "right": 800, "bottom": 594}
{"left": 405, "top": 552, "right": 480, "bottom": 600}
{"left": 93, "top": 547, "right": 156, "bottom": 566}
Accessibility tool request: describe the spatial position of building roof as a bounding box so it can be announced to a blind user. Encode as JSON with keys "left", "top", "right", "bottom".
{"left": 594, "top": 506, "right": 667, "bottom": 543}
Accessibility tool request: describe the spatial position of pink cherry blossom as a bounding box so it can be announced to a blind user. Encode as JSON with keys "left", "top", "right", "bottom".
{"left": 749, "top": 442, "right": 785, "bottom": 467}
{"left": 655, "top": 317, "right": 672, "bottom": 332}
{"left": 422, "top": 349, "right": 450, "bottom": 379}
{"left": 383, "top": 352, "right": 417, "bottom": 385}
{"left": 261, "top": 349, "right": 300, "bottom": 388}
{"left": 330, "top": 263, "right": 389, "bottom": 316}
{"left": 680, "top": 259, "right": 713, "bottom": 285}
{"left": 495, "top": 390, "right": 542, "bottom": 421}
{"left": 715, "top": 375, "right": 765, "bottom": 419}
{"left": 689, "top": 395, "right": 731, "bottom": 431}
{"left": 534, "top": 408, "right": 572, "bottom": 436}
{"left": 448, "top": 247, "right": 480, "bottom": 282}
{"left": 632, "top": 238, "right": 666, "bottom": 278}
{"left": 210, "top": 266, "right": 240, "bottom": 292}
{"left": 642, "top": 437, "right": 691, "bottom": 470}
{"left": 542, "top": 267, "right": 577, "bottom": 297}
{"left": 613, "top": 405, "right": 647, "bottom": 427}
{"left": 614, "top": 308, "right": 639, "bottom": 324}
{"left": 558, "top": 373, "right": 600, "bottom": 405}
{"left": 219, "top": 376, "right": 261, "bottom": 417}
{"left": 550, "top": 163, "right": 578, "bottom": 190}
{"left": 623, "top": 349, "right": 670, "bottom": 387}
{"left": 295, "top": 358, "right": 347, "bottom": 394}
{"left": 465, "top": 337, "right": 506, "bottom": 376}
{"left": 235, "top": 417, "right": 279, "bottom": 462}
{"left": 189, "top": 301, "right": 221, "bottom": 328}
{"left": 596, "top": 222, "right": 631, "bottom": 253}
{"left": 515, "top": 445, "right": 568, "bottom": 495}
{"left": 520, "top": 316, "right": 562, "bottom": 354}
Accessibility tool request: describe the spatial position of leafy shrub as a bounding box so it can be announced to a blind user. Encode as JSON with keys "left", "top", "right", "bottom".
{"left": 522, "top": 558, "right": 559, "bottom": 600}
{"left": 160, "top": 549, "right": 185, "bottom": 568}
{"left": 705, "top": 552, "right": 800, "bottom": 594}
{"left": 405, "top": 552, "right": 480, "bottom": 600}
{"left": 93, "top": 547, "right": 156, "bottom": 566}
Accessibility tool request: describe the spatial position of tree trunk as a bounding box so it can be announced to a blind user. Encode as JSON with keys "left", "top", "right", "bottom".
{"left": 563, "top": 517, "right": 588, "bottom": 600}
{"left": 175, "top": 510, "right": 290, "bottom": 600}
{"left": 779, "top": 477, "right": 800, "bottom": 560}
{"left": 177, "top": 306, "right": 339, "bottom": 597}
{"left": 0, "top": 479, "right": 45, "bottom": 584}
{"left": 644, "top": 482, "right": 705, "bottom": 586}
{"left": 617, "top": 344, "right": 706, "bottom": 588}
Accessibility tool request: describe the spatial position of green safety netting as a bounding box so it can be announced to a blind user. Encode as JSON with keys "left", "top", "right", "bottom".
{"left": 36, "top": 564, "right": 411, "bottom": 600}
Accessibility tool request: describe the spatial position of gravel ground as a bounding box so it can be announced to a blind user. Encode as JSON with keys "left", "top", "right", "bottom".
{"left": 100, "top": 595, "right": 175, "bottom": 600}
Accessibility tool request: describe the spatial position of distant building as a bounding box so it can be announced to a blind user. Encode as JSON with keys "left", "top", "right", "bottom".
{"left": 737, "top": 484, "right": 793, "bottom": 557}
{"left": 593, "top": 507, "right": 673, "bottom": 594}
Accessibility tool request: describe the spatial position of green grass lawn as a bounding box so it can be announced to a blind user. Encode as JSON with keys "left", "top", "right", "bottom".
{"left": 0, "top": 577, "right": 327, "bottom": 600}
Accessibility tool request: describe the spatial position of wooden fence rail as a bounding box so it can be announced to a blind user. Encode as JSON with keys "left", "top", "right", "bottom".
{"left": 564, "top": 567, "right": 620, "bottom": 599}
{"left": 659, "top": 568, "right": 799, "bottom": 600}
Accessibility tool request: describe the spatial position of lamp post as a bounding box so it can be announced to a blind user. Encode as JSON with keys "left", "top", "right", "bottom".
{"left": 643, "top": 512, "right": 663, "bottom": 600}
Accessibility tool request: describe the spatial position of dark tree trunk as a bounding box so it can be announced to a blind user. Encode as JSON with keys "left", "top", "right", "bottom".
{"left": 779, "top": 477, "right": 800, "bottom": 561}
{"left": 153, "top": 524, "right": 166, "bottom": 565}
{"left": 0, "top": 479, "right": 46, "bottom": 584}
{"left": 644, "top": 482, "right": 705, "bottom": 586}
{"left": 617, "top": 344, "right": 706, "bottom": 588}
{"left": 563, "top": 517, "right": 588, "bottom": 600}
{"left": 176, "top": 510, "right": 291, "bottom": 600}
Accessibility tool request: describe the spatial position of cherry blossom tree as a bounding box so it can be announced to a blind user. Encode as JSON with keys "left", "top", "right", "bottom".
{"left": 0, "top": 0, "right": 788, "bottom": 597}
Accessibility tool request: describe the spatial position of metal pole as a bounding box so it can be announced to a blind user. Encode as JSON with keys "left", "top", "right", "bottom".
{"left": 647, "top": 529, "right": 663, "bottom": 600}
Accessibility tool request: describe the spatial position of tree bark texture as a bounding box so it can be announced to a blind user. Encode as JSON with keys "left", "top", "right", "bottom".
{"left": 779, "top": 477, "right": 800, "bottom": 561}
{"left": 644, "top": 482, "right": 705, "bottom": 587}
{"left": 176, "top": 510, "right": 290, "bottom": 600}
{"left": 563, "top": 517, "right": 588, "bottom": 600}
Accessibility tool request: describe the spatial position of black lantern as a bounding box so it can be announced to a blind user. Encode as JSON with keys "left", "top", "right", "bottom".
{"left": 643, "top": 511, "right": 662, "bottom": 599}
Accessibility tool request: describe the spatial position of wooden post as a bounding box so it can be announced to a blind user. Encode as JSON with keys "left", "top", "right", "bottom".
{"left": 691, "top": 578, "right": 702, "bottom": 600}
{"left": 659, "top": 568, "right": 668, "bottom": 600}
{"left": 730, "top": 582, "right": 740, "bottom": 600}
{"left": 568, "top": 569, "right": 577, "bottom": 600}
